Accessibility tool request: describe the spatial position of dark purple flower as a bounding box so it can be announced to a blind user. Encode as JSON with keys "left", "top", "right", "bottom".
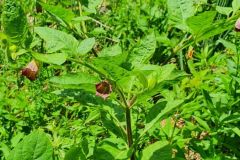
{"left": 21, "top": 60, "right": 39, "bottom": 81}
{"left": 96, "top": 80, "right": 112, "bottom": 100}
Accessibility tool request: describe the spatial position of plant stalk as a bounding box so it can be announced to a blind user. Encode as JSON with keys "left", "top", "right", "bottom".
{"left": 116, "top": 87, "right": 135, "bottom": 160}
{"left": 126, "top": 107, "right": 133, "bottom": 147}
{"left": 77, "top": 0, "right": 87, "bottom": 34}
{"left": 126, "top": 106, "right": 134, "bottom": 160}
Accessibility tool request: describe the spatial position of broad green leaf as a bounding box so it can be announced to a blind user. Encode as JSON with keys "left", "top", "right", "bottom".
{"left": 64, "top": 147, "right": 81, "bottom": 160}
{"left": 0, "top": 143, "right": 10, "bottom": 159}
{"left": 232, "top": 0, "right": 240, "bottom": 15}
{"left": 140, "top": 141, "right": 172, "bottom": 160}
{"left": 137, "top": 64, "right": 186, "bottom": 101}
{"left": 77, "top": 38, "right": 95, "bottom": 55}
{"left": 93, "top": 138, "right": 128, "bottom": 160}
{"left": 93, "top": 58, "right": 130, "bottom": 81}
{"left": 146, "top": 101, "right": 167, "bottom": 123}
{"left": 32, "top": 52, "right": 67, "bottom": 65}
{"left": 101, "top": 111, "right": 126, "bottom": 139}
{"left": 85, "top": 0, "right": 102, "bottom": 14}
{"left": 194, "top": 116, "right": 210, "bottom": 131}
{"left": 52, "top": 89, "right": 105, "bottom": 105}
{"left": 50, "top": 73, "right": 99, "bottom": 92}
{"left": 64, "top": 146, "right": 86, "bottom": 160}
{"left": 186, "top": 12, "right": 236, "bottom": 42}
{"left": 129, "top": 33, "right": 156, "bottom": 67}
{"left": 95, "top": 52, "right": 127, "bottom": 67}
{"left": 10, "top": 133, "right": 24, "bottom": 148}
{"left": 186, "top": 11, "right": 217, "bottom": 35}
{"left": 216, "top": 6, "right": 233, "bottom": 16}
{"left": 218, "top": 38, "right": 237, "bottom": 53}
{"left": 64, "top": 138, "right": 92, "bottom": 160}
{"left": 98, "top": 45, "right": 122, "bottom": 57}
{"left": 140, "top": 100, "right": 184, "bottom": 139}
{"left": 35, "top": 27, "right": 78, "bottom": 54}
{"left": 232, "top": 127, "right": 240, "bottom": 137}
{"left": 50, "top": 73, "right": 99, "bottom": 85}
{"left": 196, "top": 19, "right": 236, "bottom": 42}
{"left": 7, "top": 130, "right": 53, "bottom": 160}
{"left": 40, "top": 3, "right": 75, "bottom": 24}
{"left": 167, "top": 0, "right": 196, "bottom": 31}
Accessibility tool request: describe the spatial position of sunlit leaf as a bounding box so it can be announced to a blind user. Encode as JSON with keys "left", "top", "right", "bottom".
{"left": 76, "top": 38, "right": 95, "bottom": 55}
{"left": 7, "top": 131, "right": 53, "bottom": 160}
{"left": 32, "top": 52, "right": 67, "bottom": 65}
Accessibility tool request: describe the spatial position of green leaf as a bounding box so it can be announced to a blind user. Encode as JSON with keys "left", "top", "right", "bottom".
{"left": 186, "top": 11, "right": 217, "bottom": 35}
{"left": 93, "top": 138, "right": 128, "bottom": 160}
{"left": 218, "top": 38, "right": 237, "bottom": 53}
{"left": 0, "top": 143, "right": 10, "bottom": 159}
{"left": 77, "top": 38, "right": 95, "bottom": 55}
{"left": 2, "top": 0, "right": 28, "bottom": 45}
{"left": 140, "top": 100, "right": 184, "bottom": 139}
{"left": 64, "top": 146, "right": 81, "bottom": 160}
{"left": 140, "top": 141, "right": 172, "bottom": 160}
{"left": 146, "top": 101, "right": 167, "bottom": 123}
{"left": 7, "top": 130, "right": 53, "bottom": 160}
{"left": 85, "top": 109, "right": 100, "bottom": 124}
{"left": 64, "top": 146, "right": 86, "bottom": 160}
{"left": 98, "top": 45, "right": 122, "bottom": 57}
{"left": 40, "top": 3, "right": 75, "bottom": 24}
{"left": 32, "top": 52, "right": 67, "bottom": 65}
{"left": 93, "top": 58, "right": 130, "bottom": 81}
{"left": 50, "top": 73, "right": 99, "bottom": 84}
{"left": 196, "top": 19, "right": 235, "bottom": 42}
{"left": 202, "top": 89, "right": 215, "bottom": 109}
{"left": 50, "top": 73, "right": 99, "bottom": 92}
{"left": 72, "top": 16, "right": 92, "bottom": 22}
{"left": 85, "top": 0, "right": 102, "bottom": 14}
{"left": 216, "top": 6, "right": 233, "bottom": 16}
{"left": 129, "top": 32, "right": 156, "bottom": 67}
{"left": 186, "top": 12, "right": 236, "bottom": 42}
{"left": 167, "top": 0, "right": 196, "bottom": 31}
{"left": 194, "top": 116, "right": 210, "bottom": 131}
{"left": 232, "top": 0, "right": 240, "bottom": 15}
{"left": 232, "top": 127, "right": 240, "bottom": 137}
{"left": 101, "top": 111, "right": 126, "bottom": 139}
{"left": 35, "top": 27, "right": 78, "bottom": 54}
{"left": 136, "top": 64, "right": 186, "bottom": 101}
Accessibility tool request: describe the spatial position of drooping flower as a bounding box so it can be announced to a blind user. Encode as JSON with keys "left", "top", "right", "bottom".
{"left": 95, "top": 80, "right": 112, "bottom": 100}
{"left": 235, "top": 18, "right": 240, "bottom": 32}
{"left": 21, "top": 60, "right": 39, "bottom": 81}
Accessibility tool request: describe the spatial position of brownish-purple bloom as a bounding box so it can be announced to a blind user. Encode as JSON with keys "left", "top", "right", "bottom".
{"left": 96, "top": 80, "right": 112, "bottom": 100}
{"left": 21, "top": 60, "right": 39, "bottom": 81}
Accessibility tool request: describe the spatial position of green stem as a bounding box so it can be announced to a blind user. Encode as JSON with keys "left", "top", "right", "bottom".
{"left": 67, "top": 57, "right": 106, "bottom": 77}
{"left": 126, "top": 107, "right": 135, "bottom": 160}
{"left": 77, "top": 0, "right": 87, "bottom": 34}
{"left": 115, "top": 86, "right": 135, "bottom": 160}
{"left": 90, "top": 17, "right": 112, "bottom": 30}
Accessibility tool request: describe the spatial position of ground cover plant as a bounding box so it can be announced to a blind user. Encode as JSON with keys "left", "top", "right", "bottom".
{"left": 0, "top": 0, "right": 240, "bottom": 159}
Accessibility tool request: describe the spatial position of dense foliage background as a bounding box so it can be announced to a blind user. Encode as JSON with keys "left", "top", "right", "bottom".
{"left": 0, "top": 0, "right": 240, "bottom": 159}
